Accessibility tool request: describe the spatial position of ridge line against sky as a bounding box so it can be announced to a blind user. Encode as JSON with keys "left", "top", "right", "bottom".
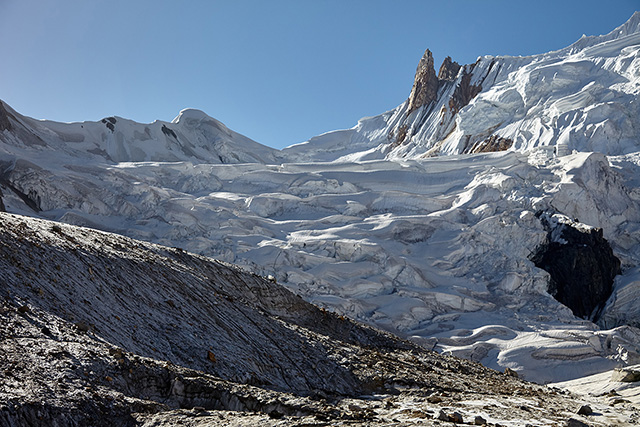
{"left": 1, "top": 0, "right": 638, "bottom": 149}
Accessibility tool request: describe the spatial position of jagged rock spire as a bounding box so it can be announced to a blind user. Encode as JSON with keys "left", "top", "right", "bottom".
{"left": 438, "top": 56, "right": 461, "bottom": 81}
{"left": 407, "top": 49, "right": 439, "bottom": 115}
{"left": 407, "top": 51, "right": 463, "bottom": 116}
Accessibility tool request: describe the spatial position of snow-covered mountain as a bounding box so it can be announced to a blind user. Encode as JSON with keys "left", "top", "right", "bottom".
{"left": 0, "top": 101, "right": 281, "bottom": 164}
{"left": 2, "top": 12, "right": 640, "bottom": 399}
{"left": 284, "top": 11, "right": 640, "bottom": 162}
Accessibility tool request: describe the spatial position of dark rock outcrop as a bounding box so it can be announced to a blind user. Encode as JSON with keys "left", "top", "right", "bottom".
{"left": 0, "top": 187, "right": 4, "bottom": 212}
{"left": 101, "top": 117, "right": 116, "bottom": 132}
{"left": 393, "top": 52, "right": 483, "bottom": 148}
{"left": 468, "top": 134, "right": 513, "bottom": 154}
{"left": 407, "top": 49, "right": 439, "bottom": 116}
{"left": 532, "top": 214, "right": 621, "bottom": 319}
{"left": 162, "top": 124, "right": 178, "bottom": 139}
{"left": 448, "top": 67, "right": 483, "bottom": 115}
{"left": 577, "top": 404, "right": 593, "bottom": 415}
{"left": 0, "top": 101, "right": 47, "bottom": 148}
{"left": 407, "top": 52, "right": 466, "bottom": 117}
{"left": 0, "top": 101, "right": 14, "bottom": 132}
{"left": 438, "top": 56, "right": 461, "bottom": 82}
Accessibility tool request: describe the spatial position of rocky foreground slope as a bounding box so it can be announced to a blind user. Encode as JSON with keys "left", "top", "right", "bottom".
{"left": 1, "top": 212, "right": 637, "bottom": 426}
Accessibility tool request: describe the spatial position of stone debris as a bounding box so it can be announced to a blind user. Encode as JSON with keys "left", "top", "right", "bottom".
{"left": 437, "top": 409, "right": 450, "bottom": 421}
{"left": 426, "top": 395, "right": 443, "bottom": 403}
{"left": 566, "top": 418, "right": 590, "bottom": 427}
{"left": 450, "top": 411, "right": 464, "bottom": 423}
{"left": 437, "top": 409, "right": 463, "bottom": 423}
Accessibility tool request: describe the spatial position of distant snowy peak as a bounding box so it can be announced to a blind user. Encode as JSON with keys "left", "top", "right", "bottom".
{"left": 171, "top": 108, "right": 213, "bottom": 123}
{"left": 284, "top": 12, "right": 640, "bottom": 163}
{"left": 0, "top": 101, "right": 280, "bottom": 165}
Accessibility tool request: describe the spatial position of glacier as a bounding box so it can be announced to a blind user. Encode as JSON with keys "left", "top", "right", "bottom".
{"left": 2, "top": 12, "right": 640, "bottom": 396}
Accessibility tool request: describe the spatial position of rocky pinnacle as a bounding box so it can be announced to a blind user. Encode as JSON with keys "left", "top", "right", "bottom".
{"left": 437, "top": 56, "right": 461, "bottom": 81}
{"left": 407, "top": 49, "right": 439, "bottom": 115}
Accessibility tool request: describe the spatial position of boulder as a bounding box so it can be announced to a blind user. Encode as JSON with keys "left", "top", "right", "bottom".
{"left": 577, "top": 404, "right": 592, "bottom": 415}
{"left": 474, "top": 415, "right": 487, "bottom": 425}
{"left": 611, "top": 367, "right": 640, "bottom": 382}
{"left": 437, "top": 409, "right": 464, "bottom": 423}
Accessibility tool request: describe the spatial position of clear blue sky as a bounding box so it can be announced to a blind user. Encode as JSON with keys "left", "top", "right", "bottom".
{"left": 0, "top": 1, "right": 637, "bottom": 149}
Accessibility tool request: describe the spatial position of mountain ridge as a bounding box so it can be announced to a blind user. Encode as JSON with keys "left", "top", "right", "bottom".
{"left": 0, "top": 99, "right": 281, "bottom": 165}
{"left": 3, "top": 13, "right": 640, "bottom": 166}
{"left": 284, "top": 11, "right": 640, "bottom": 162}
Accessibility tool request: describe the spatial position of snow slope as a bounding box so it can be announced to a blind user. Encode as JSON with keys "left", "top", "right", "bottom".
{"left": 2, "top": 13, "right": 640, "bottom": 397}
